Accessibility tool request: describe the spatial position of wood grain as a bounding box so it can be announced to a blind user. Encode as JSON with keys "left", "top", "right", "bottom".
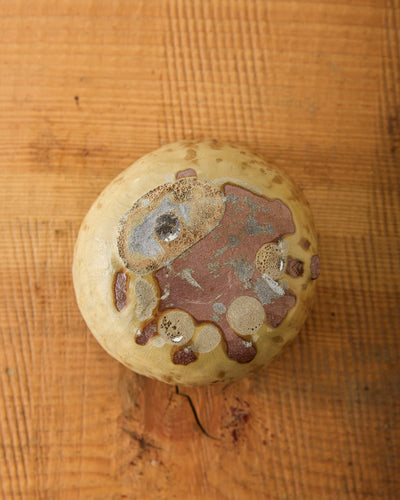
{"left": 1, "top": 0, "right": 399, "bottom": 498}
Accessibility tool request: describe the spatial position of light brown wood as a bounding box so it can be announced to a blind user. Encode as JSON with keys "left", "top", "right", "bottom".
{"left": 1, "top": 1, "right": 399, "bottom": 499}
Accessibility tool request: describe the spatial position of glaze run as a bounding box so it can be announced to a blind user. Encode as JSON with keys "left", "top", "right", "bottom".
{"left": 264, "top": 292, "right": 296, "bottom": 328}
{"left": 136, "top": 321, "right": 157, "bottom": 345}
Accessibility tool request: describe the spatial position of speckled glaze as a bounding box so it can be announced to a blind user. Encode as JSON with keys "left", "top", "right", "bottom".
{"left": 73, "top": 139, "right": 320, "bottom": 386}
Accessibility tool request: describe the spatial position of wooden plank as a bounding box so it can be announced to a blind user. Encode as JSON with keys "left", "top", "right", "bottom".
{"left": 0, "top": 0, "right": 399, "bottom": 498}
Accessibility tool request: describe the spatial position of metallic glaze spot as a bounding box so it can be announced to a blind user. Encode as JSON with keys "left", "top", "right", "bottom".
{"left": 154, "top": 212, "right": 181, "bottom": 242}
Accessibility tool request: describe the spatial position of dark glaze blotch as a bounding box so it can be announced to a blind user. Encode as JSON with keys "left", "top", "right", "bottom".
{"left": 299, "top": 238, "right": 311, "bottom": 251}
{"left": 173, "top": 349, "right": 197, "bottom": 365}
{"left": 310, "top": 255, "right": 321, "bottom": 279}
{"left": 226, "top": 340, "right": 257, "bottom": 363}
{"left": 286, "top": 257, "right": 304, "bottom": 278}
{"left": 175, "top": 168, "right": 197, "bottom": 179}
{"left": 114, "top": 271, "right": 128, "bottom": 311}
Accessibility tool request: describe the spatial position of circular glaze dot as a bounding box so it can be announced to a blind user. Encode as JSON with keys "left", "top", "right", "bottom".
{"left": 191, "top": 325, "right": 221, "bottom": 353}
{"left": 158, "top": 310, "right": 194, "bottom": 345}
{"left": 227, "top": 296, "right": 265, "bottom": 336}
{"left": 256, "top": 241, "right": 288, "bottom": 280}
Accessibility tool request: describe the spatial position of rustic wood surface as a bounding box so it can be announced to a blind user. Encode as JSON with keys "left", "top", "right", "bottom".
{"left": 1, "top": 1, "right": 399, "bottom": 498}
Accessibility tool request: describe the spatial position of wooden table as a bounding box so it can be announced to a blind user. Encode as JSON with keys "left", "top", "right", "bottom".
{"left": 1, "top": 1, "right": 399, "bottom": 498}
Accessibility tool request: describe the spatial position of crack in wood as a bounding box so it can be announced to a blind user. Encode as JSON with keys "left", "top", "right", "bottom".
{"left": 175, "top": 386, "right": 219, "bottom": 440}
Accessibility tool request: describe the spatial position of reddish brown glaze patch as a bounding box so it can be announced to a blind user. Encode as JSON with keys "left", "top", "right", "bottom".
{"left": 264, "top": 292, "right": 296, "bottom": 328}
{"left": 114, "top": 271, "right": 128, "bottom": 311}
{"left": 311, "top": 255, "right": 321, "bottom": 279}
{"left": 136, "top": 321, "right": 157, "bottom": 345}
{"left": 173, "top": 349, "right": 197, "bottom": 365}
{"left": 155, "top": 183, "right": 296, "bottom": 363}
{"left": 286, "top": 257, "right": 304, "bottom": 278}
{"left": 299, "top": 238, "right": 311, "bottom": 251}
{"left": 175, "top": 168, "right": 197, "bottom": 179}
{"left": 225, "top": 335, "right": 257, "bottom": 363}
